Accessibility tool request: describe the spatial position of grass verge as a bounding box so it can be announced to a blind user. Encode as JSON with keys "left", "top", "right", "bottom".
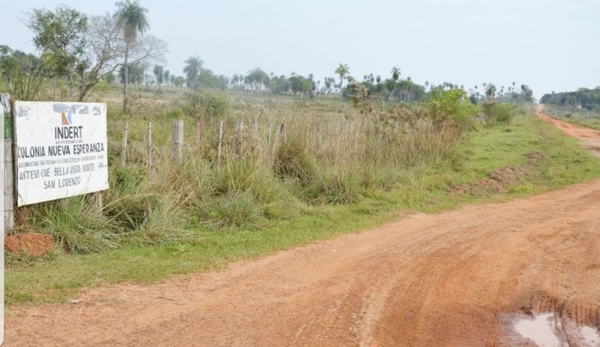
{"left": 6, "top": 114, "right": 600, "bottom": 305}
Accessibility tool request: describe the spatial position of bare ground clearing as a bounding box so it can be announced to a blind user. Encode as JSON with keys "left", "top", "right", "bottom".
{"left": 6, "top": 107, "right": 600, "bottom": 346}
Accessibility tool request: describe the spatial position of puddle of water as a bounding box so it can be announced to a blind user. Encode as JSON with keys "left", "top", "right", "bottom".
{"left": 512, "top": 312, "right": 600, "bottom": 347}
{"left": 514, "top": 313, "right": 560, "bottom": 347}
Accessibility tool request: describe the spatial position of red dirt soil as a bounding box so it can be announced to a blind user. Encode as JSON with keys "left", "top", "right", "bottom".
{"left": 6, "top": 106, "right": 600, "bottom": 346}
{"left": 536, "top": 104, "right": 600, "bottom": 158}
{"left": 5, "top": 233, "right": 54, "bottom": 257}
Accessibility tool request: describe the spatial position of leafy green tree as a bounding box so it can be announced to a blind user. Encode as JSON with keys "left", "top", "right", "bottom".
{"left": 520, "top": 85, "right": 534, "bottom": 103}
{"left": 245, "top": 67, "right": 269, "bottom": 102}
{"left": 183, "top": 56, "right": 203, "bottom": 90}
{"left": 174, "top": 76, "right": 185, "bottom": 88}
{"left": 217, "top": 75, "right": 229, "bottom": 91}
{"left": 267, "top": 75, "right": 291, "bottom": 95}
{"left": 195, "top": 68, "right": 227, "bottom": 89}
{"left": 153, "top": 65, "right": 163, "bottom": 87}
{"left": 115, "top": 0, "right": 149, "bottom": 113}
{"left": 289, "top": 74, "right": 312, "bottom": 98}
{"left": 0, "top": 48, "right": 49, "bottom": 100}
{"left": 119, "top": 63, "right": 146, "bottom": 85}
{"left": 25, "top": 5, "right": 88, "bottom": 99}
{"left": 0, "top": 54, "right": 20, "bottom": 91}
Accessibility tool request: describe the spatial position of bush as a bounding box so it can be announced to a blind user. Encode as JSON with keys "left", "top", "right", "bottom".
{"left": 306, "top": 166, "right": 364, "bottom": 205}
{"left": 273, "top": 139, "right": 316, "bottom": 187}
{"left": 183, "top": 91, "right": 230, "bottom": 119}
{"left": 482, "top": 101, "right": 517, "bottom": 126}
{"left": 123, "top": 194, "right": 190, "bottom": 246}
{"left": 30, "top": 197, "right": 120, "bottom": 254}
{"left": 426, "top": 89, "right": 480, "bottom": 131}
{"left": 194, "top": 190, "right": 266, "bottom": 228}
{"left": 187, "top": 159, "right": 300, "bottom": 228}
{"left": 113, "top": 167, "right": 146, "bottom": 190}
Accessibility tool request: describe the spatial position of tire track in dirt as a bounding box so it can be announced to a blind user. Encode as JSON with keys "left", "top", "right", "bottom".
{"left": 6, "top": 108, "right": 600, "bottom": 346}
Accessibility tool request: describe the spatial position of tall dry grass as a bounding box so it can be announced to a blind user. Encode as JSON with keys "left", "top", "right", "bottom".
{"left": 18, "top": 90, "right": 473, "bottom": 253}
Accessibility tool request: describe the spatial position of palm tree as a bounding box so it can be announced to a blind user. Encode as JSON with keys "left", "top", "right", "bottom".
{"left": 391, "top": 66, "right": 400, "bottom": 82}
{"left": 485, "top": 84, "right": 497, "bottom": 99}
{"left": 183, "top": 56, "right": 203, "bottom": 90}
{"left": 115, "top": 0, "right": 149, "bottom": 114}
{"left": 391, "top": 68, "right": 400, "bottom": 101}
{"left": 334, "top": 63, "right": 349, "bottom": 92}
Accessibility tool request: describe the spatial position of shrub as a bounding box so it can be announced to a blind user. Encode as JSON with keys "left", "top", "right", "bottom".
{"left": 113, "top": 167, "right": 146, "bottom": 190}
{"left": 426, "top": 89, "right": 480, "bottom": 131}
{"left": 306, "top": 166, "right": 364, "bottom": 205}
{"left": 30, "top": 197, "right": 120, "bottom": 254}
{"left": 183, "top": 91, "right": 230, "bottom": 119}
{"left": 481, "top": 101, "right": 517, "bottom": 126}
{"left": 273, "top": 139, "right": 316, "bottom": 187}
{"left": 193, "top": 190, "right": 266, "bottom": 228}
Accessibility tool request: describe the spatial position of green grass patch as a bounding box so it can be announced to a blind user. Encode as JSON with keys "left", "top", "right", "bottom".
{"left": 6, "top": 113, "right": 600, "bottom": 305}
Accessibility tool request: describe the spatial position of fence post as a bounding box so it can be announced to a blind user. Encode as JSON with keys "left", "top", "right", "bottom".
{"left": 120, "top": 121, "right": 128, "bottom": 169}
{"left": 267, "top": 122, "right": 273, "bottom": 164}
{"left": 315, "top": 124, "right": 321, "bottom": 154}
{"left": 305, "top": 128, "right": 310, "bottom": 152}
{"left": 195, "top": 121, "right": 201, "bottom": 148}
{"left": 147, "top": 122, "right": 152, "bottom": 179}
{"left": 234, "top": 120, "right": 242, "bottom": 156}
{"left": 1, "top": 94, "right": 13, "bottom": 232}
{"left": 217, "top": 120, "right": 224, "bottom": 165}
{"left": 171, "top": 120, "right": 184, "bottom": 164}
{"left": 279, "top": 123, "right": 286, "bottom": 145}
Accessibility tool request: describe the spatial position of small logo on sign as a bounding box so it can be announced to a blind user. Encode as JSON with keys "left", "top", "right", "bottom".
{"left": 61, "top": 111, "right": 73, "bottom": 125}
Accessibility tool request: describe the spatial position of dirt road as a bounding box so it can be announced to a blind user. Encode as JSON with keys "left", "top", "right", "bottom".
{"left": 7, "top": 109, "right": 600, "bottom": 346}
{"left": 536, "top": 105, "right": 600, "bottom": 158}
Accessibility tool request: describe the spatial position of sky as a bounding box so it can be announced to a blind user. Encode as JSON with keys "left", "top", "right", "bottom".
{"left": 2, "top": 0, "right": 598, "bottom": 99}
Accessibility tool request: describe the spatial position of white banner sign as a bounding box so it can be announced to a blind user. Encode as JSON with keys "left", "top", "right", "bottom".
{"left": 15, "top": 101, "right": 109, "bottom": 206}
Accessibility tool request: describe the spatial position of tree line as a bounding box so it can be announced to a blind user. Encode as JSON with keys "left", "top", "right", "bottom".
{"left": 540, "top": 87, "right": 600, "bottom": 111}
{"left": 1, "top": 1, "right": 536, "bottom": 109}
